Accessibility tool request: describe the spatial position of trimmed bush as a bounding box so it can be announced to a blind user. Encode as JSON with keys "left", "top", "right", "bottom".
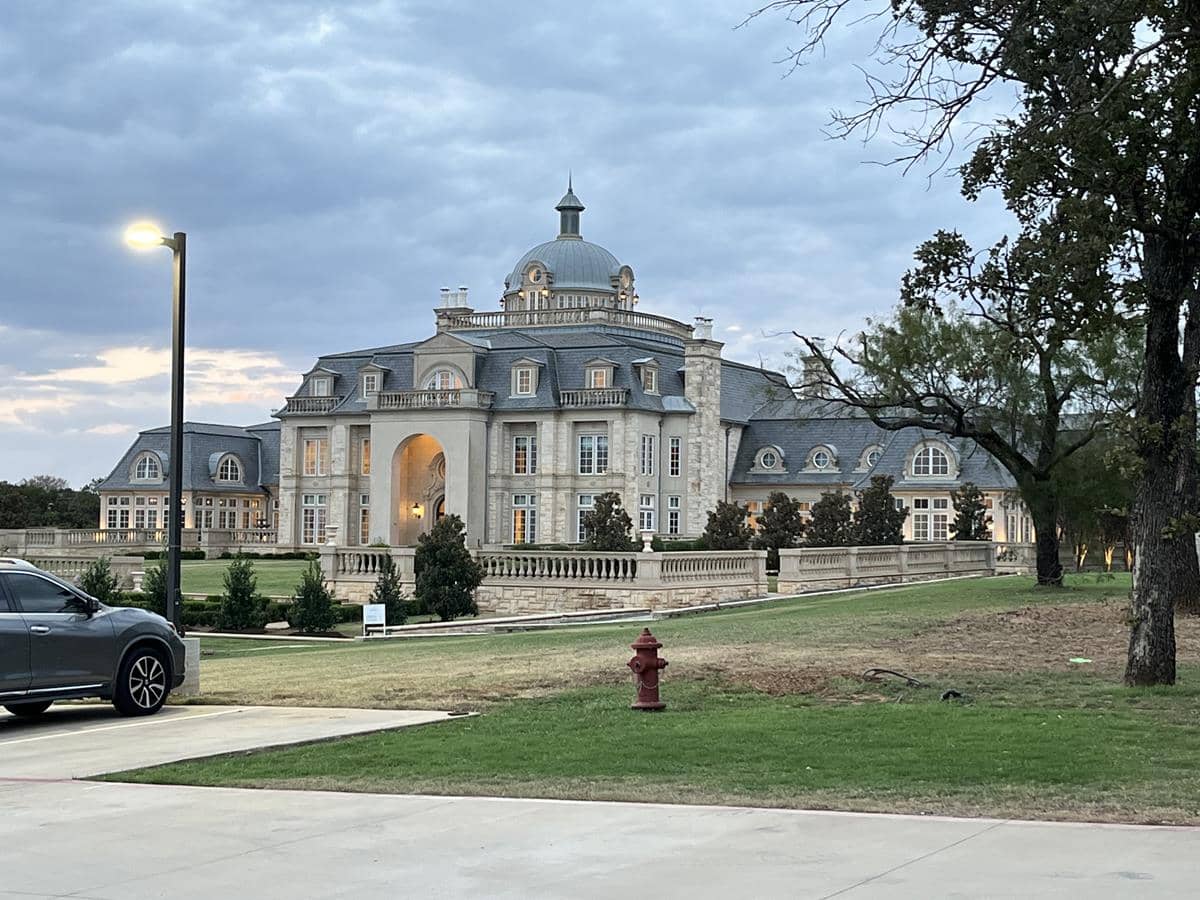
{"left": 701, "top": 501, "right": 755, "bottom": 551}
{"left": 753, "top": 492, "right": 809, "bottom": 570}
{"left": 415, "top": 515, "right": 483, "bottom": 621}
{"left": 289, "top": 560, "right": 338, "bottom": 633}
{"left": 217, "top": 555, "right": 269, "bottom": 631}
{"left": 141, "top": 558, "right": 169, "bottom": 617}
{"left": 79, "top": 556, "right": 121, "bottom": 605}
{"left": 142, "top": 549, "right": 206, "bottom": 560}
{"left": 581, "top": 492, "right": 637, "bottom": 551}
{"left": 853, "top": 475, "right": 908, "bottom": 545}
{"left": 368, "top": 554, "right": 409, "bottom": 627}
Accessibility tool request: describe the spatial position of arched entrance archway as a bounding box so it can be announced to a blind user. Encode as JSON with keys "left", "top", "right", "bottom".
{"left": 390, "top": 435, "right": 446, "bottom": 545}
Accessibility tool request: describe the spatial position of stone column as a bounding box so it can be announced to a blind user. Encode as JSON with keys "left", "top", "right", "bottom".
{"left": 683, "top": 329, "right": 724, "bottom": 535}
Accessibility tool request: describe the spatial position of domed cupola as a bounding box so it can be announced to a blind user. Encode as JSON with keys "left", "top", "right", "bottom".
{"left": 503, "top": 179, "right": 636, "bottom": 312}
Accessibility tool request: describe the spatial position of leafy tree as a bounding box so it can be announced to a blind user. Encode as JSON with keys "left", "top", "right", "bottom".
{"left": 141, "top": 556, "right": 168, "bottom": 618}
{"left": 414, "top": 514, "right": 483, "bottom": 621}
{"left": 749, "top": 0, "right": 1200, "bottom": 686}
{"left": 368, "top": 553, "right": 408, "bottom": 626}
{"left": 1055, "top": 438, "right": 1136, "bottom": 570}
{"left": 0, "top": 479, "right": 102, "bottom": 528}
{"left": 20, "top": 475, "right": 70, "bottom": 491}
{"left": 854, "top": 476, "right": 908, "bottom": 545}
{"left": 752, "top": 491, "right": 808, "bottom": 569}
{"left": 581, "top": 492, "right": 636, "bottom": 551}
{"left": 289, "top": 560, "right": 337, "bottom": 633}
{"left": 700, "top": 500, "right": 754, "bottom": 550}
{"left": 949, "top": 483, "right": 991, "bottom": 543}
{"left": 804, "top": 492, "right": 853, "bottom": 547}
{"left": 217, "top": 555, "right": 268, "bottom": 631}
{"left": 79, "top": 556, "right": 121, "bottom": 605}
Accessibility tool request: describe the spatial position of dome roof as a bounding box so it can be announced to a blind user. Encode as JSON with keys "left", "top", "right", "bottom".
{"left": 505, "top": 238, "right": 623, "bottom": 294}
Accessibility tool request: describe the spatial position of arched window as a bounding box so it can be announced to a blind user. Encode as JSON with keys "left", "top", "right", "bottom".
{"left": 134, "top": 454, "right": 161, "bottom": 480}
{"left": 912, "top": 445, "right": 950, "bottom": 477}
{"left": 425, "top": 369, "right": 463, "bottom": 390}
{"left": 217, "top": 456, "right": 242, "bottom": 483}
{"left": 861, "top": 446, "right": 882, "bottom": 469}
{"left": 809, "top": 447, "right": 835, "bottom": 470}
{"left": 756, "top": 448, "right": 780, "bottom": 470}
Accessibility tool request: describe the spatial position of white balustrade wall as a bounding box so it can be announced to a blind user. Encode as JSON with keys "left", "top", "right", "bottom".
{"left": 778, "top": 542, "right": 997, "bottom": 593}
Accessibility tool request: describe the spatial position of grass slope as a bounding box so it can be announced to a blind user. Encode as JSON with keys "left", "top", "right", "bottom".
{"left": 181, "top": 559, "right": 308, "bottom": 598}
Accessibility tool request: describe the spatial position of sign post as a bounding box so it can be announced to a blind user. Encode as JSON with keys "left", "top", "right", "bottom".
{"left": 363, "top": 603, "right": 386, "bottom": 638}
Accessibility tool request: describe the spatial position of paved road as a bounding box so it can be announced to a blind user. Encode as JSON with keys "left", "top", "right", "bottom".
{"left": 2, "top": 704, "right": 1197, "bottom": 898}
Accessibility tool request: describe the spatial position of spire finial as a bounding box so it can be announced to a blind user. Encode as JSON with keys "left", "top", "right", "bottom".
{"left": 568, "top": 170, "right": 573, "bottom": 192}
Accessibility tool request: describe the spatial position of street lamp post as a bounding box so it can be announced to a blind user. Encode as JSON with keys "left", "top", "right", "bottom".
{"left": 125, "top": 222, "right": 186, "bottom": 633}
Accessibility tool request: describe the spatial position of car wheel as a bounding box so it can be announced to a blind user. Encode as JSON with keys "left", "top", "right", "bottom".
{"left": 3, "top": 700, "right": 53, "bottom": 717}
{"left": 113, "top": 647, "right": 170, "bottom": 716}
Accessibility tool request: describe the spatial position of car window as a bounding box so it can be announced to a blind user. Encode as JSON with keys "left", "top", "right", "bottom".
{"left": 1, "top": 573, "right": 84, "bottom": 614}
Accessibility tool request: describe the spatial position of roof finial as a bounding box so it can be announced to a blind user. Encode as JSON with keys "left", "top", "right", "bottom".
{"left": 555, "top": 176, "right": 584, "bottom": 239}
{"left": 568, "top": 170, "right": 573, "bottom": 192}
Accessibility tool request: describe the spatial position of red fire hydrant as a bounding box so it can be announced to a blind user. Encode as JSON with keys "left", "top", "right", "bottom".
{"left": 628, "top": 628, "right": 668, "bottom": 711}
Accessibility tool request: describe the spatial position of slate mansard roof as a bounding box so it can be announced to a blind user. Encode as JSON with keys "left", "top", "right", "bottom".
{"left": 286, "top": 323, "right": 794, "bottom": 419}
{"left": 729, "top": 399, "right": 1017, "bottom": 491}
{"left": 99, "top": 421, "right": 281, "bottom": 492}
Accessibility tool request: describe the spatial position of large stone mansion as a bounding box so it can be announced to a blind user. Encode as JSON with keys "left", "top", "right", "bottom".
{"left": 98, "top": 186, "right": 1033, "bottom": 548}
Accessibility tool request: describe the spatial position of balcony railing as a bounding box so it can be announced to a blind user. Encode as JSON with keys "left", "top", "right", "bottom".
{"left": 559, "top": 388, "right": 629, "bottom": 408}
{"left": 281, "top": 395, "right": 342, "bottom": 415}
{"left": 440, "top": 306, "right": 695, "bottom": 342}
{"left": 370, "top": 389, "right": 495, "bottom": 411}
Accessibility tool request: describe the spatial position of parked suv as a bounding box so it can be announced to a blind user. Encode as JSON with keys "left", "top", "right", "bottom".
{"left": 0, "top": 558, "right": 186, "bottom": 718}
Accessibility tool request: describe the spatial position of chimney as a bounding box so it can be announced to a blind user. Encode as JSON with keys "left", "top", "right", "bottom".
{"left": 439, "top": 287, "right": 451, "bottom": 307}
{"left": 434, "top": 284, "right": 474, "bottom": 333}
{"left": 797, "top": 341, "right": 825, "bottom": 398}
{"left": 693, "top": 316, "right": 714, "bottom": 341}
{"left": 458, "top": 285, "right": 469, "bottom": 305}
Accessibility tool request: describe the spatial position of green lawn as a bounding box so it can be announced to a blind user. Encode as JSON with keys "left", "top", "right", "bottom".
{"left": 109, "top": 573, "right": 1200, "bottom": 823}
{"left": 181, "top": 558, "right": 309, "bottom": 598}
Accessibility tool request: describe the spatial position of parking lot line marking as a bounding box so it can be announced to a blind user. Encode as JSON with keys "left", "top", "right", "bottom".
{"left": 0, "top": 707, "right": 242, "bottom": 747}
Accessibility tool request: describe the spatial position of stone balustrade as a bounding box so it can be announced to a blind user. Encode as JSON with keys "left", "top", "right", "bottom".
{"left": 993, "top": 542, "right": 1037, "bottom": 574}
{"left": 370, "top": 389, "right": 495, "bottom": 411}
{"left": 19, "top": 554, "right": 143, "bottom": 590}
{"left": 559, "top": 388, "right": 630, "bottom": 408}
{"left": 281, "top": 395, "right": 342, "bottom": 414}
{"left": 0, "top": 527, "right": 280, "bottom": 558}
{"left": 778, "top": 542, "right": 997, "bottom": 594}
{"left": 319, "top": 545, "right": 768, "bottom": 614}
{"left": 439, "top": 306, "right": 696, "bottom": 342}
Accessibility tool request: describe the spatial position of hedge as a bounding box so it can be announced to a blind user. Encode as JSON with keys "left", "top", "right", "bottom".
{"left": 114, "top": 591, "right": 366, "bottom": 629}
{"left": 217, "top": 550, "right": 318, "bottom": 561}
{"left": 141, "top": 549, "right": 206, "bottom": 560}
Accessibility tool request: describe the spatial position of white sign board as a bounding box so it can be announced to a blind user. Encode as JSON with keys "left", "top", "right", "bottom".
{"left": 363, "top": 603, "right": 386, "bottom": 636}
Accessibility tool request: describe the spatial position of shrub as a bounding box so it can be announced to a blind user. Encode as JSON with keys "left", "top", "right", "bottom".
{"left": 950, "top": 482, "right": 992, "bottom": 541}
{"left": 141, "top": 557, "right": 169, "bottom": 617}
{"left": 217, "top": 550, "right": 318, "bottom": 561}
{"left": 581, "top": 492, "right": 636, "bottom": 551}
{"left": 701, "top": 500, "right": 755, "bottom": 550}
{"left": 853, "top": 475, "right": 908, "bottom": 545}
{"left": 753, "top": 492, "right": 809, "bottom": 569}
{"left": 368, "top": 554, "right": 409, "bottom": 627}
{"left": 414, "top": 514, "right": 483, "bottom": 621}
{"left": 289, "top": 560, "right": 337, "bottom": 633}
{"left": 805, "top": 492, "right": 855, "bottom": 547}
{"left": 217, "top": 555, "right": 268, "bottom": 631}
{"left": 142, "top": 549, "right": 206, "bottom": 560}
{"left": 652, "top": 537, "right": 708, "bottom": 552}
{"left": 79, "top": 556, "right": 121, "bottom": 605}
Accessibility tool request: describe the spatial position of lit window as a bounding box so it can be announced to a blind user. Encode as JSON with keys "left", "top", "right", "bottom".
{"left": 359, "top": 493, "right": 370, "bottom": 544}
{"left": 303, "top": 438, "right": 330, "bottom": 476}
{"left": 667, "top": 496, "right": 681, "bottom": 535}
{"left": 363, "top": 373, "right": 379, "bottom": 394}
{"left": 669, "top": 436, "right": 682, "bottom": 477}
{"left": 641, "top": 367, "right": 658, "bottom": 394}
{"left": 512, "top": 494, "right": 538, "bottom": 544}
{"left": 587, "top": 367, "right": 609, "bottom": 389}
{"left": 639, "top": 495, "right": 655, "bottom": 532}
{"left": 217, "top": 456, "right": 241, "bottom": 483}
{"left": 361, "top": 438, "right": 371, "bottom": 475}
{"left": 513, "top": 434, "right": 538, "bottom": 475}
{"left": 759, "top": 449, "right": 778, "bottom": 470}
{"left": 913, "top": 446, "right": 950, "bottom": 477}
{"left": 811, "top": 449, "right": 832, "bottom": 470}
{"left": 425, "top": 369, "right": 463, "bottom": 390}
{"left": 578, "top": 434, "right": 609, "bottom": 475}
{"left": 301, "top": 493, "right": 328, "bottom": 544}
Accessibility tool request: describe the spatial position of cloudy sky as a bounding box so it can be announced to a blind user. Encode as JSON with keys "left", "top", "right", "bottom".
{"left": 0, "top": 0, "right": 1009, "bottom": 486}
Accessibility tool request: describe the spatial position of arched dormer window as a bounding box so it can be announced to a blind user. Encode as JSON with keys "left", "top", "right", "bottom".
{"left": 912, "top": 444, "right": 951, "bottom": 477}
{"left": 807, "top": 446, "right": 837, "bottom": 471}
{"left": 859, "top": 445, "right": 883, "bottom": 470}
{"left": 754, "top": 447, "right": 783, "bottom": 471}
{"left": 425, "top": 369, "right": 464, "bottom": 391}
{"left": 217, "top": 455, "right": 243, "bottom": 483}
{"left": 133, "top": 453, "right": 161, "bottom": 481}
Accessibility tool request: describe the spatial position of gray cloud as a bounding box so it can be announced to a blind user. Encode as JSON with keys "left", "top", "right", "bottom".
{"left": 0, "top": 0, "right": 1011, "bottom": 485}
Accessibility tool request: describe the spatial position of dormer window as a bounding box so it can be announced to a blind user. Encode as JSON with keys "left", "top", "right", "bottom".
{"left": 759, "top": 449, "right": 778, "bottom": 469}
{"left": 912, "top": 445, "right": 951, "bottom": 477}
{"left": 312, "top": 377, "right": 332, "bottom": 397}
{"left": 587, "top": 367, "right": 609, "bottom": 389}
{"left": 217, "top": 455, "right": 242, "bottom": 483}
{"left": 859, "top": 445, "right": 883, "bottom": 470}
{"left": 513, "top": 366, "right": 536, "bottom": 396}
{"left": 807, "top": 446, "right": 837, "bottom": 471}
{"left": 641, "top": 367, "right": 658, "bottom": 394}
{"left": 133, "top": 453, "right": 161, "bottom": 481}
{"left": 362, "top": 373, "right": 379, "bottom": 395}
{"left": 425, "top": 369, "right": 463, "bottom": 390}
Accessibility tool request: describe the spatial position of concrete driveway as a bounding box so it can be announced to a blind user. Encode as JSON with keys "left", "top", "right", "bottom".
{"left": 2, "top": 704, "right": 1197, "bottom": 898}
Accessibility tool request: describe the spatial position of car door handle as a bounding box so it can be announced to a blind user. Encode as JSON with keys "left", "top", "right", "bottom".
{"left": 29, "top": 625, "right": 51, "bottom": 634}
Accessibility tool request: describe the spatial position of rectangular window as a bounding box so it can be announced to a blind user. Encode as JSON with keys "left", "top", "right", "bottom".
{"left": 360, "top": 438, "right": 371, "bottom": 475}
{"left": 106, "top": 507, "right": 118, "bottom": 529}
{"left": 576, "top": 494, "right": 595, "bottom": 543}
{"left": 912, "top": 498, "right": 930, "bottom": 542}
{"left": 359, "top": 493, "right": 370, "bottom": 545}
{"left": 514, "top": 367, "right": 535, "bottom": 396}
{"left": 668, "top": 436, "right": 681, "bottom": 477}
{"left": 639, "top": 494, "right": 655, "bottom": 533}
{"left": 302, "top": 493, "right": 328, "bottom": 544}
{"left": 362, "top": 373, "right": 378, "bottom": 394}
{"left": 667, "top": 495, "right": 681, "bottom": 535}
{"left": 513, "top": 434, "right": 538, "bottom": 475}
{"left": 587, "top": 367, "right": 609, "bottom": 389}
{"left": 311, "top": 377, "right": 331, "bottom": 397}
{"left": 640, "top": 434, "right": 656, "bottom": 476}
{"left": 147, "top": 509, "right": 158, "bottom": 530}
{"left": 512, "top": 494, "right": 538, "bottom": 544}
{"left": 134, "top": 508, "right": 146, "bottom": 529}
{"left": 578, "top": 434, "right": 609, "bottom": 475}
{"left": 642, "top": 367, "right": 657, "bottom": 394}
{"left": 303, "top": 438, "right": 330, "bottom": 476}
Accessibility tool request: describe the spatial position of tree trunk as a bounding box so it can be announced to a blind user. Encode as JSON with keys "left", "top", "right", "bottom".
{"left": 1025, "top": 483, "right": 1063, "bottom": 587}
{"left": 1125, "top": 234, "right": 1199, "bottom": 684}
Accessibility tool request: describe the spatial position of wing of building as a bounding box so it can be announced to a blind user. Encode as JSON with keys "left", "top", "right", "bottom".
{"left": 97, "top": 184, "right": 1032, "bottom": 547}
